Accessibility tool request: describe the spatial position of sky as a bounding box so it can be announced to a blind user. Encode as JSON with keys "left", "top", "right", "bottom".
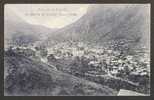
{"left": 5, "top": 4, "right": 89, "bottom": 28}
{"left": 5, "top": 4, "right": 150, "bottom": 29}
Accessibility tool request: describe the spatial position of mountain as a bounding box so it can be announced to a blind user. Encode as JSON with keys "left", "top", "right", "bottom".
{"left": 4, "top": 51, "right": 117, "bottom": 96}
{"left": 4, "top": 9, "right": 57, "bottom": 47}
{"left": 44, "top": 4, "right": 150, "bottom": 50}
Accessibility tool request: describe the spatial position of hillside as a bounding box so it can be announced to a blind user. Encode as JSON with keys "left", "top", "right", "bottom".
{"left": 4, "top": 9, "right": 57, "bottom": 47}
{"left": 44, "top": 4, "right": 150, "bottom": 50}
{"left": 4, "top": 51, "right": 117, "bottom": 96}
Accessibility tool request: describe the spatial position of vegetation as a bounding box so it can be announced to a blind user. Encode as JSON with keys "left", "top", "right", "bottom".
{"left": 4, "top": 51, "right": 117, "bottom": 96}
{"left": 5, "top": 40, "right": 150, "bottom": 95}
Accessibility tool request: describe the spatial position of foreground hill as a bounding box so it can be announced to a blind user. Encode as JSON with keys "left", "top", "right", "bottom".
{"left": 4, "top": 51, "right": 117, "bottom": 96}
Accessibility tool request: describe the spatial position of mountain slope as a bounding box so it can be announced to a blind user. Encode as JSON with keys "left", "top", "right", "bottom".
{"left": 4, "top": 51, "right": 117, "bottom": 96}
{"left": 45, "top": 4, "right": 150, "bottom": 49}
{"left": 4, "top": 9, "right": 57, "bottom": 47}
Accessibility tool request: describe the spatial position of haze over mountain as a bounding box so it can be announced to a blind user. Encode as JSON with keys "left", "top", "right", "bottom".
{"left": 44, "top": 4, "right": 150, "bottom": 50}
{"left": 4, "top": 9, "right": 57, "bottom": 47}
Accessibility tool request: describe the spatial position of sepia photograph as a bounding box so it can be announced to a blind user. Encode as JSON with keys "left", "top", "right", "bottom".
{"left": 4, "top": 4, "right": 150, "bottom": 96}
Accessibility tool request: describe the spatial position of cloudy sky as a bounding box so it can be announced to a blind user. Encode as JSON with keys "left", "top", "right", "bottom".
{"left": 5, "top": 4, "right": 89, "bottom": 28}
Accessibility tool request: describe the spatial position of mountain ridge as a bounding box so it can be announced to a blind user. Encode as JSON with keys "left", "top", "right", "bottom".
{"left": 44, "top": 4, "right": 150, "bottom": 50}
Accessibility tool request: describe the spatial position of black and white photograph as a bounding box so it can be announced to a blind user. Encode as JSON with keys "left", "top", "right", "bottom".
{"left": 4, "top": 4, "right": 150, "bottom": 96}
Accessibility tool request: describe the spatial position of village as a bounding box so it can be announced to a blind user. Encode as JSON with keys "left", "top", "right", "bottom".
{"left": 6, "top": 40, "right": 150, "bottom": 94}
